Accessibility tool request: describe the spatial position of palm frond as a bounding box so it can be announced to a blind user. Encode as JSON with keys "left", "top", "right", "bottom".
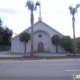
{"left": 19, "top": 32, "right": 30, "bottom": 42}
{"left": 68, "top": 5, "right": 77, "bottom": 15}
{"left": 76, "top": 4, "right": 80, "bottom": 8}
{"left": 68, "top": 5, "right": 72, "bottom": 11}
{"left": 26, "top": 0, "right": 35, "bottom": 11}
{"left": 68, "top": 5, "right": 73, "bottom": 14}
{"left": 34, "top": 1, "right": 40, "bottom": 10}
{"left": 36, "top": 1, "right": 40, "bottom": 7}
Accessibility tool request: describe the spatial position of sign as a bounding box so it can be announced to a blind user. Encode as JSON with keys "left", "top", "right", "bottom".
{"left": 73, "top": 74, "right": 80, "bottom": 80}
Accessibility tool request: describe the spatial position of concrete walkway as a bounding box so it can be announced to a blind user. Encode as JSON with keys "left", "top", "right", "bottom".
{"left": 0, "top": 51, "right": 69, "bottom": 57}
{"left": 0, "top": 51, "right": 23, "bottom": 57}
{"left": 34, "top": 53, "right": 68, "bottom": 56}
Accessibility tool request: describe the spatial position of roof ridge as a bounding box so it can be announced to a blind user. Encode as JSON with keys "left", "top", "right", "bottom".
{"left": 11, "top": 20, "right": 63, "bottom": 41}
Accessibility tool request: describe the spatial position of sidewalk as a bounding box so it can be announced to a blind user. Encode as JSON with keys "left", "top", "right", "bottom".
{"left": 0, "top": 51, "right": 69, "bottom": 57}
{"left": 34, "top": 53, "right": 68, "bottom": 56}
{"left": 0, "top": 51, "right": 23, "bottom": 57}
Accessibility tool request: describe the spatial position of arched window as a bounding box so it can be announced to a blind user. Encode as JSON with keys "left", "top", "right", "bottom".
{"left": 38, "top": 42, "right": 43, "bottom": 45}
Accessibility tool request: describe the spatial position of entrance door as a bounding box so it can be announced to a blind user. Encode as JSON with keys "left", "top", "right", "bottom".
{"left": 38, "top": 42, "right": 44, "bottom": 52}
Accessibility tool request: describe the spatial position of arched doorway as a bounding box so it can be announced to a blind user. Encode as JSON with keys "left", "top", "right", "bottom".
{"left": 38, "top": 42, "right": 44, "bottom": 52}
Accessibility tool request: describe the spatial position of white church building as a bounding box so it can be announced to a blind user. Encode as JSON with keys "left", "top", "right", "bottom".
{"left": 11, "top": 20, "right": 66, "bottom": 53}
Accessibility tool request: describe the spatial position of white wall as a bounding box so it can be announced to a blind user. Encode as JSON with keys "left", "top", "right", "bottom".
{"left": 33, "top": 31, "right": 51, "bottom": 52}
{"left": 11, "top": 21, "right": 65, "bottom": 53}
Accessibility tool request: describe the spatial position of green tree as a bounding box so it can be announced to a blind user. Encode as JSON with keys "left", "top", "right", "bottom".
{"left": 19, "top": 32, "right": 30, "bottom": 53}
{"left": 26, "top": 0, "right": 40, "bottom": 56}
{"left": 0, "top": 27, "right": 3, "bottom": 42}
{"left": 61, "top": 36, "right": 73, "bottom": 52}
{"left": 0, "top": 19, "right": 13, "bottom": 46}
{"left": 76, "top": 42, "right": 80, "bottom": 51}
{"left": 0, "top": 18, "right": 3, "bottom": 42}
{"left": 52, "top": 35, "right": 61, "bottom": 53}
{"left": 0, "top": 27, "right": 13, "bottom": 45}
{"left": 0, "top": 35, "right": 2, "bottom": 42}
{"left": 68, "top": 4, "right": 80, "bottom": 55}
{"left": 0, "top": 18, "right": 3, "bottom": 27}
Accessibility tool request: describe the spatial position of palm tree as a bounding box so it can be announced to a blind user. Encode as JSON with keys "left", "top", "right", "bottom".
{"left": 52, "top": 35, "right": 61, "bottom": 53}
{"left": 68, "top": 4, "right": 80, "bottom": 56}
{"left": 19, "top": 32, "right": 30, "bottom": 54}
{"left": 26, "top": 0, "right": 40, "bottom": 56}
{"left": 36, "top": 1, "right": 42, "bottom": 20}
{"left": 0, "top": 18, "right": 3, "bottom": 27}
{"left": 0, "top": 35, "right": 2, "bottom": 42}
{"left": 0, "top": 19, "right": 3, "bottom": 42}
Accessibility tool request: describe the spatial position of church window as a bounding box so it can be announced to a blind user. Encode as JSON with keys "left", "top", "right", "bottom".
{"left": 38, "top": 34, "right": 42, "bottom": 38}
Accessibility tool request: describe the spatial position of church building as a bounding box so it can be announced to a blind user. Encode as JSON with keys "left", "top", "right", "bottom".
{"left": 11, "top": 19, "right": 66, "bottom": 53}
{"left": 11, "top": 5, "right": 66, "bottom": 53}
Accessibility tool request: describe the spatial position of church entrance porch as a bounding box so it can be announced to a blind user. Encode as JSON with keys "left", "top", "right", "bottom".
{"left": 38, "top": 42, "right": 44, "bottom": 52}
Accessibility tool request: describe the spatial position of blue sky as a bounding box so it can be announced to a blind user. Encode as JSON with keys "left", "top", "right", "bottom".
{"left": 0, "top": 0, "right": 80, "bottom": 38}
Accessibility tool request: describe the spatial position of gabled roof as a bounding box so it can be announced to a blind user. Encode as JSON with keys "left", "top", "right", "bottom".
{"left": 11, "top": 21, "right": 39, "bottom": 41}
{"left": 38, "top": 21, "right": 63, "bottom": 36}
{"left": 11, "top": 20, "right": 63, "bottom": 41}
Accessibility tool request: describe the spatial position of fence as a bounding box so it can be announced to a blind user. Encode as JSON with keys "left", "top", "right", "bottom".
{"left": 0, "top": 45, "right": 11, "bottom": 51}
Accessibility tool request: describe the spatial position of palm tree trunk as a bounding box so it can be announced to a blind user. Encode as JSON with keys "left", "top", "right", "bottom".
{"left": 31, "top": 11, "right": 34, "bottom": 56}
{"left": 72, "top": 15, "right": 76, "bottom": 56}
{"left": 56, "top": 45, "right": 58, "bottom": 53}
{"left": 24, "top": 42, "right": 26, "bottom": 54}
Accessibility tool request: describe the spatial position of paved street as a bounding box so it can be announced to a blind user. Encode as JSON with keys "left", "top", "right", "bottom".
{"left": 0, "top": 59, "right": 80, "bottom": 80}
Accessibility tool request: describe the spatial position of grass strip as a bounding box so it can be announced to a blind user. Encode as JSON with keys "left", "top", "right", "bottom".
{"left": 0, "top": 55, "right": 80, "bottom": 59}
{"left": 0, "top": 57, "right": 23, "bottom": 59}
{"left": 40, "top": 55, "right": 80, "bottom": 59}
